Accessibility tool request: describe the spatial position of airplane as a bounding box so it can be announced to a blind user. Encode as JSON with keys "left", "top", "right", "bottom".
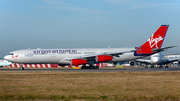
{"left": 163, "top": 54, "right": 180, "bottom": 66}
{"left": 0, "top": 59, "right": 12, "bottom": 67}
{"left": 4, "top": 25, "right": 173, "bottom": 70}
{"left": 129, "top": 52, "right": 180, "bottom": 68}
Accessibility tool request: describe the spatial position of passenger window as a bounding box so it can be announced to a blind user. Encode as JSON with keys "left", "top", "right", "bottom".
{"left": 24, "top": 53, "right": 33, "bottom": 56}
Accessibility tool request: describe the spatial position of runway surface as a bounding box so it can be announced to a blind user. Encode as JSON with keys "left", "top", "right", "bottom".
{"left": 1, "top": 67, "right": 180, "bottom": 72}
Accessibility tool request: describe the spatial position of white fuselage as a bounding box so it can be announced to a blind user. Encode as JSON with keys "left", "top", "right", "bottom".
{"left": 163, "top": 55, "right": 180, "bottom": 60}
{"left": 0, "top": 60, "right": 12, "bottom": 67}
{"left": 4, "top": 48, "right": 145, "bottom": 65}
{"left": 150, "top": 53, "right": 162, "bottom": 65}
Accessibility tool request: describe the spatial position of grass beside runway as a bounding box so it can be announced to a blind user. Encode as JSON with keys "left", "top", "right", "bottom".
{"left": 0, "top": 71, "right": 180, "bottom": 100}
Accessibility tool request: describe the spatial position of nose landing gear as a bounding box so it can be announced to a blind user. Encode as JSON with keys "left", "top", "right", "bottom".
{"left": 20, "top": 64, "right": 24, "bottom": 70}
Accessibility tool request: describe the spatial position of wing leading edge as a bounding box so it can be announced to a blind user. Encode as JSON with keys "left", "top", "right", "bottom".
{"left": 62, "top": 49, "right": 136, "bottom": 61}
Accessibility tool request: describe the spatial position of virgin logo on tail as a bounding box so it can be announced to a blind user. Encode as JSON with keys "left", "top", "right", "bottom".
{"left": 148, "top": 35, "right": 163, "bottom": 49}
{"left": 134, "top": 25, "right": 169, "bottom": 56}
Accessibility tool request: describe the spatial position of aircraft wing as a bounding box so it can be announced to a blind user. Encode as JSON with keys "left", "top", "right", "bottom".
{"left": 62, "top": 49, "right": 136, "bottom": 61}
{"left": 152, "top": 46, "right": 176, "bottom": 53}
{"left": 161, "top": 58, "right": 180, "bottom": 65}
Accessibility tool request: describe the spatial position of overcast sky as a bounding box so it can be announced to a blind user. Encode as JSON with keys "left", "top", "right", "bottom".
{"left": 0, "top": 0, "right": 180, "bottom": 57}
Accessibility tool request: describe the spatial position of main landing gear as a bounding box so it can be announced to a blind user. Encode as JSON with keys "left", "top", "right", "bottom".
{"left": 164, "top": 65, "right": 169, "bottom": 68}
{"left": 156, "top": 65, "right": 169, "bottom": 68}
{"left": 145, "top": 65, "right": 169, "bottom": 69}
{"left": 157, "top": 65, "right": 169, "bottom": 68}
{"left": 81, "top": 64, "right": 99, "bottom": 69}
{"left": 144, "top": 65, "right": 155, "bottom": 69}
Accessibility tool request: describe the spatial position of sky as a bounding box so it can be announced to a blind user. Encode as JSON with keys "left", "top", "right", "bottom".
{"left": 0, "top": 0, "right": 180, "bottom": 57}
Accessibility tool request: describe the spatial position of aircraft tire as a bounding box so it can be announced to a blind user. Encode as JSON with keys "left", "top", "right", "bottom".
{"left": 159, "top": 66, "right": 163, "bottom": 68}
{"left": 81, "top": 66, "right": 99, "bottom": 69}
{"left": 95, "top": 66, "right": 99, "bottom": 69}
{"left": 21, "top": 67, "right": 24, "bottom": 70}
{"left": 81, "top": 66, "right": 86, "bottom": 69}
{"left": 165, "top": 66, "right": 169, "bottom": 68}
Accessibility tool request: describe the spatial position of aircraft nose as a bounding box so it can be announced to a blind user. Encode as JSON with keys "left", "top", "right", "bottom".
{"left": 4, "top": 55, "right": 11, "bottom": 61}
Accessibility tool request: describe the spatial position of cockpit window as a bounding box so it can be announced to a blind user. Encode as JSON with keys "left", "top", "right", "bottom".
{"left": 8, "top": 53, "right": 14, "bottom": 55}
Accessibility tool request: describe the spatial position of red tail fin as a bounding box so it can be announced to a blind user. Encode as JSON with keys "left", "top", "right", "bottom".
{"left": 135, "top": 25, "right": 169, "bottom": 56}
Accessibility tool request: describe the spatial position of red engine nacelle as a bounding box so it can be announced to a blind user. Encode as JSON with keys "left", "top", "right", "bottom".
{"left": 96, "top": 55, "right": 112, "bottom": 62}
{"left": 71, "top": 59, "right": 87, "bottom": 65}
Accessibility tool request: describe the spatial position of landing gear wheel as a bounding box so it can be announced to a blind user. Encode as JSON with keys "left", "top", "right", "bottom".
{"left": 95, "top": 66, "right": 99, "bottom": 69}
{"left": 81, "top": 65, "right": 99, "bottom": 69}
{"left": 165, "top": 66, "right": 169, "bottom": 68}
{"left": 20, "top": 67, "right": 24, "bottom": 70}
{"left": 159, "top": 66, "right": 163, "bottom": 68}
{"left": 145, "top": 66, "right": 148, "bottom": 68}
{"left": 81, "top": 66, "right": 86, "bottom": 69}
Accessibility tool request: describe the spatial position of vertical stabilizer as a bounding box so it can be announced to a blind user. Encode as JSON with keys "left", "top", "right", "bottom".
{"left": 135, "top": 25, "right": 169, "bottom": 56}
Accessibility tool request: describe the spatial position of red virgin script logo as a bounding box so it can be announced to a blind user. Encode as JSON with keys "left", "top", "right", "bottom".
{"left": 12, "top": 55, "right": 19, "bottom": 59}
{"left": 148, "top": 35, "right": 163, "bottom": 48}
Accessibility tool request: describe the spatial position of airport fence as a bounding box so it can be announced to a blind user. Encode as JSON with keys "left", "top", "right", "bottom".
{"left": 4, "top": 63, "right": 113, "bottom": 68}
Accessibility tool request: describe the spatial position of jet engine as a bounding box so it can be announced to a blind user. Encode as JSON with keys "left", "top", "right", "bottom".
{"left": 71, "top": 59, "right": 86, "bottom": 65}
{"left": 96, "top": 55, "right": 112, "bottom": 62}
{"left": 178, "top": 60, "right": 180, "bottom": 65}
{"left": 129, "top": 61, "right": 136, "bottom": 66}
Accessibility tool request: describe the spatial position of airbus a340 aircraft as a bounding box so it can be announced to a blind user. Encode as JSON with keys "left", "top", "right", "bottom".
{"left": 129, "top": 52, "right": 179, "bottom": 68}
{"left": 4, "top": 25, "right": 173, "bottom": 70}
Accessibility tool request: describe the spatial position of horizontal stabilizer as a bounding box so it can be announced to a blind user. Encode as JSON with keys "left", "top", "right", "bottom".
{"left": 152, "top": 46, "right": 176, "bottom": 53}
